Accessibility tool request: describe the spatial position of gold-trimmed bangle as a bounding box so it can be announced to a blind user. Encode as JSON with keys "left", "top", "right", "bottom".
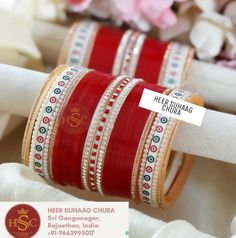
{"left": 131, "top": 88, "right": 171, "bottom": 203}
{"left": 158, "top": 43, "right": 195, "bottom": 88}
{"left": 57, "top": 22, "right": 80, "bottom": 66}
{"left": 154, "top": 90, "right": 204, "bottom": 208}
{"left": 22, "top": 65, "right": 67, "bottom": 167}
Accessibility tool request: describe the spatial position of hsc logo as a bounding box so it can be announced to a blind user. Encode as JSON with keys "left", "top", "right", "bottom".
{"left": 61, "top": 103, "right": 90, "bottom": 135}
{"left": 5, "top": 204, "right": 40, "bottom": 238}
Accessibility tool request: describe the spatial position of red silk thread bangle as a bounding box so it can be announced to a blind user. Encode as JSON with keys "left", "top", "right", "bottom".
{"left": 102, "top": 82, "right": 167, "bottom": 198}
{"left": 88, "top": 26, "right": 124, "bottom": 73}
{"left": 52, "top": 71, "right": 115, "bottom": 187}
{"left": 135, "top": 38, "right": 169, "bottom": 84}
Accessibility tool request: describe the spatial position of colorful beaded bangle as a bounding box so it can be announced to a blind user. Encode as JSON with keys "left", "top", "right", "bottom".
{"left": 153, "top": 90, "right": 203, "bottom": 208}
{"left": 159, "top": 42, "right": 195, "bottom": 88}
{"left": 27, "top": 66, "right": 88, "bottom": 179}
{"left": 138, "top": 89, "right": 190, "bottom": 205}
{"left": 22, "top": 65, "right": 67, "bottom": 167}
{"left": 58, "top": 21, "right": 100, "bottom": 67}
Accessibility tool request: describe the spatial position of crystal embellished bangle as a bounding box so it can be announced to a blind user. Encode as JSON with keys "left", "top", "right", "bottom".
{"left": 119, "top": 32, "right": 139, "bottom": 75}
{"left": 82, "top": 75, "right": 143, "bottom": 193}
{"left": 112, "top": 30, "right": 133, "bottom": 76}
{"left": 58, "top": 21, "right": 100, "bottom": 67}
{"left": 81, "top": 75, "right": 130, "bottom": 191}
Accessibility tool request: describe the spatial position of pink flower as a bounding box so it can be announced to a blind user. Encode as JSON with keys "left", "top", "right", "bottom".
{"left": 140, "top": 0, "right": 180, "bottom": 29}
{"left": 111, "top": 0, "right": 184, "bottom": 29}
{"left": 66, "top": 0, "right": 92, "bottom": 12}
{"left": 110, "top": 0, "right": 141, "bottom": 22}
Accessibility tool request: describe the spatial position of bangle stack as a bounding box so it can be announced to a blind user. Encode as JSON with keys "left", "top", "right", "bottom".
{"left": 58, "top": 20, "right": 194, "bottom": 87}
{"left": 22, "top": 65, "right": 203, "bottom": 208}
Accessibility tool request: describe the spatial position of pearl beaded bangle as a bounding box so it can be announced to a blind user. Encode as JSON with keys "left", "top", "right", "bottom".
{"left": 112, "top": 30, "right": 133, "bottom": 76}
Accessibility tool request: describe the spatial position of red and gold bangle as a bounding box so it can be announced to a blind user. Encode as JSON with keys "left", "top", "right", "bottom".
{"left": 22, "top": 66, "right": 89, "bottom": 180}
{"left": 58, "top": 21, "right": 100, "bottom": 67}
{"left": 88, "top": 26, "right": 124, "bottom": 73}
{"left": 82, "top": 75, "right": 143, "bottom": 193}
{"left": 81, "top": 75, "right": 129, "bottom": 191}
{"left": 135, "top": 38, "right": 169, "bottom": 84}
{"left": 102, "top": 83, "right": 166, "bottom": 198}
{"left": 52, "top": 71, "right": 115, "bottom": 187}
{"left": 22, "top": 65, "right": 203, "bottom": 208}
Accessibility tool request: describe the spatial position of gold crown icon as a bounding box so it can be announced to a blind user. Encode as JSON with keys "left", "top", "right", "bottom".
{"left": 70, "top": 105, "right": 80, "bottom": 113}
{"left": 17, "top": 208, "right": 28, "bottom": 215}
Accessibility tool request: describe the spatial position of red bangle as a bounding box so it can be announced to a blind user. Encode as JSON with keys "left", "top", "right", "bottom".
{"left": 102, "top": 82, "right": 167, "bottom": 198}
{"left": 135, "top": 38, "right": 169, "bottom": 84}
{"left": 88, "top": 26, "right": 124, "bottom": 73}
{"left": 52, "top": 71, "right": 115, "bottom": 187}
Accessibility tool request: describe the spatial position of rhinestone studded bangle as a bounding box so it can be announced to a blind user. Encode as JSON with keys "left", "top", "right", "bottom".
{"left": 112, "top": 30, "right": 133, "bottom": 76}
{"left": 81, "top": 75, "right": 129, "bottom": 191}
{"left": 120, "top": 32, "right": 139, "bottom": 75}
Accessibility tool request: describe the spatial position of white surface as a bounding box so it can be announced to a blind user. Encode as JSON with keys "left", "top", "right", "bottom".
{"left": 0, "top": 162, "right": 219, "bottom": 238}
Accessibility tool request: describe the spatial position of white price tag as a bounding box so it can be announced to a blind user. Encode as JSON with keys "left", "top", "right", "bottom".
{"left": 139, "top": 88, "right": 205, "bottom": 126}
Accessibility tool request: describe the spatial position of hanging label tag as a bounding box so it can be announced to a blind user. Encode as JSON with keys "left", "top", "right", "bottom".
{"left": 139, "top": 88, "right": 205, "bottom": 126}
